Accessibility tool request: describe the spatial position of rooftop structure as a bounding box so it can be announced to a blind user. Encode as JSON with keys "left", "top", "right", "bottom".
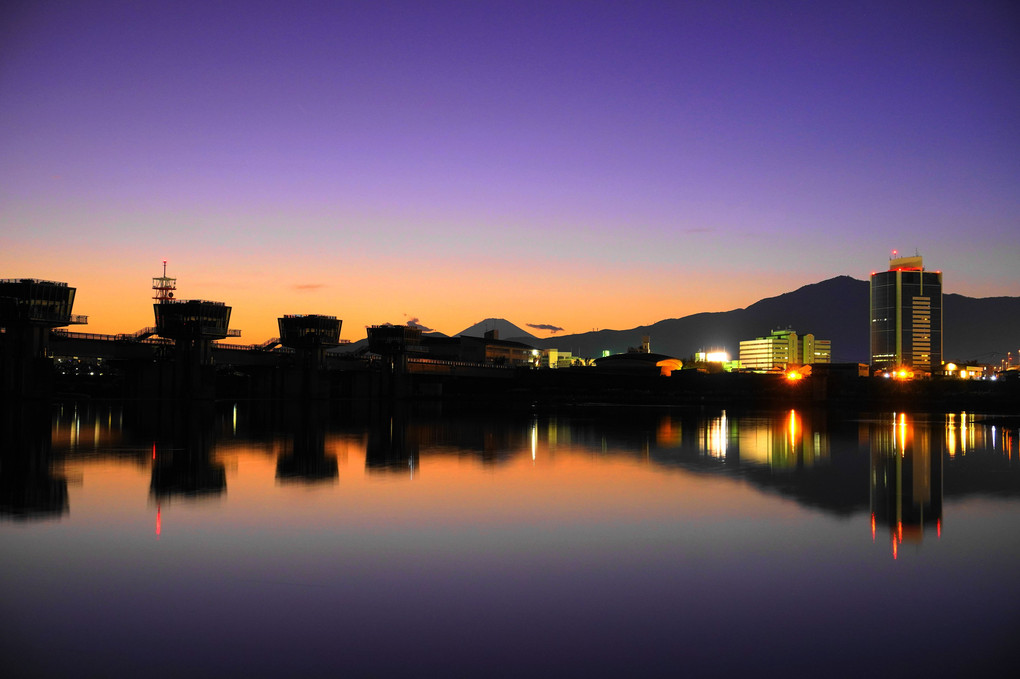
{"left": 367, "top": 324, "right": 424, "bottom": 355}
{"left": 150, "top": 263, "right": 234, "bottom": 343}
{"left": 278, "top": 314, "right": 342, "bottom": 350}
{"left": 0, "top": 278, "right": 85, "bottom": 397}
{"left": 154, "top": 300, "right": 232, "bottom": 341}
{"left": 0, "top": 278, "right": 84, "bottom": 328}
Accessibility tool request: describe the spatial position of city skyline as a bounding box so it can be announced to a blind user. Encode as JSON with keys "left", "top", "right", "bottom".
{"left": 3, "top": 1, "right": 1018, "bottom": 342}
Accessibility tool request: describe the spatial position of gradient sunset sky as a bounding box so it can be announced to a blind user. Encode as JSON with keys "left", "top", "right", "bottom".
{"left": 2, "top": 1, "right": 1018, "bottom": 342}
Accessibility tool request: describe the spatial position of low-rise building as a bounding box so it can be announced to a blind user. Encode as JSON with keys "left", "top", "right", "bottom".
{"left": 739, "top": 329, "right": 831, "bottom": 372}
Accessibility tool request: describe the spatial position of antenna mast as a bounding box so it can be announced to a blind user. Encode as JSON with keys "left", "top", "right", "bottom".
{"left": 152, "top": 259, "right": 177, "bottom": 303}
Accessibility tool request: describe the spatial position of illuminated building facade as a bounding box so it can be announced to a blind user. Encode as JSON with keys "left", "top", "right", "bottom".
{"left": 870, "top": 255, "right": 942, "bottom": 374}
{"left": 739, "top": 329, "right": 831, "bottom": 371}
{"left": 801, "top": 334, "right": 831, "bottom": 364}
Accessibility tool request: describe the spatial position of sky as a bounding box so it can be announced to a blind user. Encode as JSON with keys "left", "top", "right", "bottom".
{"left": 2, "top": 0, "right": 1018, "bottom": 342}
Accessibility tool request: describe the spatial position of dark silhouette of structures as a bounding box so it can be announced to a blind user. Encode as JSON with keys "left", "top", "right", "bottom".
{"left": 0, "top": 403, "right": 67, "bottom": 519}
{"left": 0, "top": 278, "right": 85, "bottom": 399}
{"left": 149, "top": 402, "right": 225, "bottom": 500}
{"left": 149, "top": 264, "right": 237, "bottom": 398}
{"left": 367, "top": 324, "right": 424, "bottom": 397}
{"left": 278, "top": 314, "right": 341, "bottom": 398}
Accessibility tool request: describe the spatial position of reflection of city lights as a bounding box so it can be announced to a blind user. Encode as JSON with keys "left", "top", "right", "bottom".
{"left": 156, "top": 504, "right": 161, "bottom": 538}
{"left": 704, "top": 411, "right": 727, "bottom": 458}
{"left": 961, "top": 412, "right": 968, "bottom": 454}
{"left": 871, "top": 513, "right": 876, "bottom": 541}
{"left": 947, "top": 413, "right": 956, "bottom": 458}
{"left": 898, "top": 413, "right": 908, "bottom": 456}
{"left": 531, "top": 421, "right": 537, "bottom": 462}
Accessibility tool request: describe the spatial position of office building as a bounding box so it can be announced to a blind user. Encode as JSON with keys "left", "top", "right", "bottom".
{"left": 739, "top": 329, "right": 831, "bottom": 372}
{"left": 870, "top": 254, "right": 942, "bottom": 374}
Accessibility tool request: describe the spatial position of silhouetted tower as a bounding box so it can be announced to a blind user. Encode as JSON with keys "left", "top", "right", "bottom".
{"left": 367, "top": 324, "right": 423, "bottom": 398}
{"left": 278, "top": 315, "right": 341, "bottom": 368}
{"left": 0, "top": 278, "right": 86, "bottom": 398}
{"left": 151, "top": 263, "right": 235, "bottom": 398}
{"left": 278, "top": 314, "right": 342, "bottom": 398}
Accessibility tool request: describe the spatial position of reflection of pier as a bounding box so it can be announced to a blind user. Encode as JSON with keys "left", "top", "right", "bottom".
{"left": 149, "top": 403, "right": 225, "bottom": 500}
{"left": 366, "top": 407, "right": 420, "bottom": 478}
{"left": 276, "top": 403, "right": 338, "bottom": 483}
{"left": 0, "top": 404, "right": 67, "bottom": 520}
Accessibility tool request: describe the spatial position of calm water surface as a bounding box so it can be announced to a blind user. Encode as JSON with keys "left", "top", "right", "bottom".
{"left": 2, "top": 401, "right": 1018, "bottom": 677}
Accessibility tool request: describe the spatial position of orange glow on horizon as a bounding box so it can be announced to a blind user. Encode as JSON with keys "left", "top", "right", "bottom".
{"left": 8, "top": 249, "right": 812, "bottom": 344}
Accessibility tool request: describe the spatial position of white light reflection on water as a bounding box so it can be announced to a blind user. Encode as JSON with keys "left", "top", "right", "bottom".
{"left": 1, "top": 403, "right": 1018, "bottom": 677}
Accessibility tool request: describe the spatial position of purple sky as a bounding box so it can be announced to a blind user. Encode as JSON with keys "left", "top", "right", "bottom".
{"left": 2, "top": 1, "right": 1018, "bottom": 340}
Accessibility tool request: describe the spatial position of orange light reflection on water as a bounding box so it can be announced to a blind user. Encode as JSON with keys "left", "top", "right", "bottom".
{"left": 57, "top": 433, "right": 804, "bottom": 540}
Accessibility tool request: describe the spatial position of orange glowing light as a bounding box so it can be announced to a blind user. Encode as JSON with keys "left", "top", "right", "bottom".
{"left": 871, "top": 513, "right": 876, "bottom": 541}
{"left": 898, "top": 413, "right": 908, "bottom": 455}
{"left": 156, "top": 504, "right": 161, "bottom": 538}
{"left": 785, "top": 370, "right": 803, "bottom": 381}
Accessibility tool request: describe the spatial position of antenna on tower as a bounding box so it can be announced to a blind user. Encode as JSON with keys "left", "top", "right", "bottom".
{"left": 153, "top": 260, "right": 177, "bottom": 303}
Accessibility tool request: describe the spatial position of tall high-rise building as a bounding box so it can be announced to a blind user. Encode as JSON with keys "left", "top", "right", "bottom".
{"left": 870, "top": 254, "right": 942, "bottom": 374}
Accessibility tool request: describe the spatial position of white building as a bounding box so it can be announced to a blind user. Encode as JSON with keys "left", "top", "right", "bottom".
{"left": 739, "top": 329, "right": 831, "bottom": 371}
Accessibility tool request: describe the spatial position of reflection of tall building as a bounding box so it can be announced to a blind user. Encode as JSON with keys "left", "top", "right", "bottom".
{"left": 870, "top": 413, "right": 943, "bottom": 558}
{"left": 870, "top": 254, "right": 943, "bottom": 373}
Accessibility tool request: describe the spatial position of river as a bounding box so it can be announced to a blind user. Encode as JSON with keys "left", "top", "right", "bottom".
{"left": 2, "top": 401, "right": 1017, "bottom": 677}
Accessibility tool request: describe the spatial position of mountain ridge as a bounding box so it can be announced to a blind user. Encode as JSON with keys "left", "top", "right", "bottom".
{"left": 346, "top": 277, "right": 1019, "bottom": 363}
{"left": 485, "top": 276, "right": 1018, "bottom": 363}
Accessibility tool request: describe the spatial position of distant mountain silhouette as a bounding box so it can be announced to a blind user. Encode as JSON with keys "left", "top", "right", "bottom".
{"left": 943, "top": 293, "right": 1020, "bottom": 363}
{"left": 531, "top": 276, "right": 870, "bottom": 361}
{"left": 529, "top": 276, "right": 1020, "bottom": 364}
{"left": 341, "top": 278, "right": 1019, "bottom": 364}
{"left": 456, "top": 318, "right": 538, "bottom": 342}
